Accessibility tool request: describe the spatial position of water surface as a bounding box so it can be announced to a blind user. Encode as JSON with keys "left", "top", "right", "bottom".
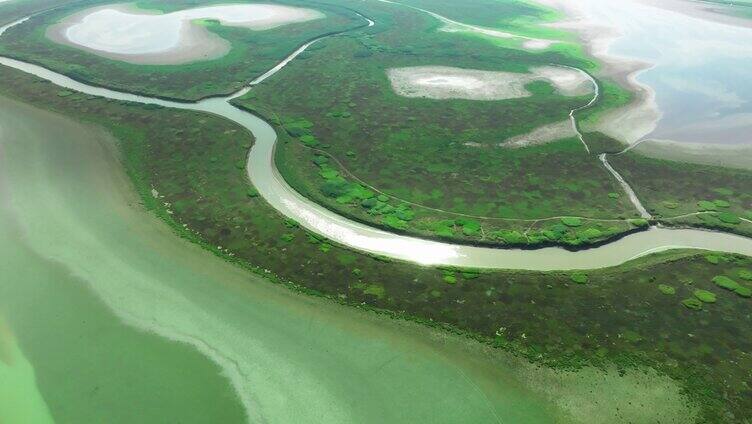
{"left": 0, "top": 95, "right": 574, "bottom": 423}
{"left": 571, "top": 0, "right": 752, "bottom": 145}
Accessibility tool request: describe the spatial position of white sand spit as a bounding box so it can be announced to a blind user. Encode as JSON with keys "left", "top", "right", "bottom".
{"left": 387, "top": 66, "right": 593, "bottom": 101}
{"left": 47, "top": 3, "right": 324, "bottom": 65}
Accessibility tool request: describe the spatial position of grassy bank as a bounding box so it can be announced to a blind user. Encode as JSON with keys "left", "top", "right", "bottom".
{"left": 2, "top": 63, "right": 752, "bottom": 421}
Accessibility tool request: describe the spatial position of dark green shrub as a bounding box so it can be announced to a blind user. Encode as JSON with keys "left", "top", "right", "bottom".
{"left": 681, "top": 298, "right": 703, "bottom": 310}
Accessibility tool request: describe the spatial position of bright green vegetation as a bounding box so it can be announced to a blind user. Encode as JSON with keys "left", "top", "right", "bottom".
{"left": 232, "top": 0, "right": 641, "bottom": 248}
{"left": 569, "top": 272, "right": 588, "bottom": 284}
{"left": 0, "top": 0, "right": 364, "bottom": 100}
{"left": 682, "top": 297, "right": 703, "bottom": 310}
{"left": 609, "top": 152, "right": 752, "bottom": 239}
{"left": 713, "top": 275, "right": 752, "bottom": 298}
{"left": 693, "top": 289, "right": 717, "bottom": 303}
{"left": 3, "top": 62, "right": 752, "bottom": 421}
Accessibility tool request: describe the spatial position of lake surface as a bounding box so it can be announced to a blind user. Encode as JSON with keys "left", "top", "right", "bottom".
{"left": 570, "top": 0, "right": 752, "bottom": 145}
{"left": 0, "top": 96, "right": 573, "bottom": 423}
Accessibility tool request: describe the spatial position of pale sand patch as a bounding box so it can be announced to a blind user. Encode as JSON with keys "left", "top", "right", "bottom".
{"left": 501, "top": 119, "right": 576, "bottom": 148}
{"left": 46, "top": 3, "right": 324, "bottom": 65}
{"left": 531, "top": 65, "right": 593, "bottom": 96}
{"left": 387, "top": 65, "right": 593, "bottom": 101}
{"left": 388, "top": 66, "right": 531, "bottom": 100}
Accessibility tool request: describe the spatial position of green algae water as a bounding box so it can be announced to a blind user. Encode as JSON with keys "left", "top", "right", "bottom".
{"left": 0, "top": 95, "right": 695, "bottom": 423}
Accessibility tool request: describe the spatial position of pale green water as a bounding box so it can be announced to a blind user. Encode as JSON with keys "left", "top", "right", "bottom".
{"left": 0, "top": 97, "right": 555, "bottom": 422}
{"left": 0, "top": 95, "right": 695, "bottom": 422}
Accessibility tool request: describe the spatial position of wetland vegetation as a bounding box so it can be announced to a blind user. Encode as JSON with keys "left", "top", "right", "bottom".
{"left": 610, "top": 153, "right": 752, "bottom": 239}
{"left": 2, "top": 0, "right": 752, "bottom": 422}
{"left": 234, "top": 0, "right": 644, "bottom": 248}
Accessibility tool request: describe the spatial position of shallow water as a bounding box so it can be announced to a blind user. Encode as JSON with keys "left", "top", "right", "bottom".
{"left": 570, "top": 0, "right": 752, "bottom": 145}
{"left": 0, "top": 95, "right": 581, "bottom": 423}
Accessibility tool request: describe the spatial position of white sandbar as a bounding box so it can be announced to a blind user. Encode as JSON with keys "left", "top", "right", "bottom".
{"left": 387, "top": 65, "right": 592, "bottom": 101}
{"left": 47, "top": 3, "right": 324, "bottom": 65}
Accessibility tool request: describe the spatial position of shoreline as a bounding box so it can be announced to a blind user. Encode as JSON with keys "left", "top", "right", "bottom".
{"left": 537, "top": 0, "right": 752, "bottom": 166}
{"left": 535, "top": 0, "right": 661, "bottom": 145}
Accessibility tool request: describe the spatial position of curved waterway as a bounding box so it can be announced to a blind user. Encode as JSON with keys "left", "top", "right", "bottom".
{"left": 2, "top": 15, "right": 752, "bottom": 270}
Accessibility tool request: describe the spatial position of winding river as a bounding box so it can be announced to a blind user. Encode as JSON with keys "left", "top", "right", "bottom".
{"left": 0, "top": 3, "right": 731, "bottom": 422}
{"left": 3, "top": 12, "right": 752, "bottom": 271}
